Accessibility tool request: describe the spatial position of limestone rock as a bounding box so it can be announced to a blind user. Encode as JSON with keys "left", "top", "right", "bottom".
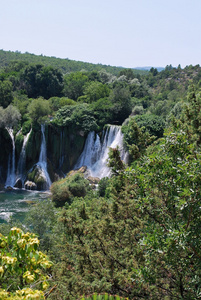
{"left": 87, "top": 176, "right": 100, "bottom": 184}
{"left": 24, "top": 181, "right": 37, "bottom": 190}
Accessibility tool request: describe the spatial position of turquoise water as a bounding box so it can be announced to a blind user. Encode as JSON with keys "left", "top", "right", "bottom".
{"left": 0, "top": 189, "right": 50, "bottom": 223}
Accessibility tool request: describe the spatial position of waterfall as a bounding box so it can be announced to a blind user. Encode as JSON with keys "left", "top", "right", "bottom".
{"left": 36, "top": 124, "right": 52, "bottom": 189}
{"left": 74, "top": 125, "right": 127, "bottom": 178}
{"left": 16, "top": 129, "right": 32, "bottom": 187}
{"left": 5, "top": 128, "right": 16, "bottom": 187}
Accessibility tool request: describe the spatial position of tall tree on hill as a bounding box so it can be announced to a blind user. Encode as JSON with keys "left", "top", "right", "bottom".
{"left": 20, "top": 64, "right": 63, "bottom": 99}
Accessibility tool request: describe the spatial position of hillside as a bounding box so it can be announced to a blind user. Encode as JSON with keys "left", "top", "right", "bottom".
{"left": 0, "top": 50, "right": 147, "bottom": 76}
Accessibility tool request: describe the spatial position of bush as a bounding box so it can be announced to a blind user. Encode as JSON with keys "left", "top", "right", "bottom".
{"left": 22, "top": 119, "right": 32, "bottom": 135}
{"left": 0, "top": 227, "right": 52, "bottom": 296}
{"left": 51, "top": 173, "right": 90, "bottom": 207}
{"left": 51, "top": 179, "right": 71, "bottom": 207}
{"left": 68, "top": 173, "right": 90, "bottom": 197}
{"left": 98, "top": 177, "right": 110, "bottom": 197}
{"left": 134, "top": 114, "right": 166, "bottom": 138}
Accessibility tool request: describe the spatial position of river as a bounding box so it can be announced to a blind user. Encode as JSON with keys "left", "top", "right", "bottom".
{"left": 0, "top": 189, "right": 50, "bottom": 223}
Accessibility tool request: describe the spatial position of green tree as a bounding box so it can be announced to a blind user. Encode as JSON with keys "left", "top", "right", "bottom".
{"left": 0, "top": 80, "right": 13, "bottom": 108}
{"left": 28, "top": 97, "right": 50, "bottom": 124}
{"left": 0, "top": 104, "right": 21, "bottom": 129}
{"left": 182, "top": 84, "right": 201, "bottom": 144}
{"left": 134, "top": 114, "right": 165, "bottom": 138}
{"left": 118, "top": 68, "right": 135, "bottom": 80}
{"left": 122, "top": 118, "right": 155, "bottom": 161}
{"left": 53, "top": 103, "right": 98, "bottom": 133}
{"left": 63, "top": 71, "right": 88, "bottom": 100}
{"left": 83, "top": 81, "right": 110, "bottom": 103}
{"left": 21, "top": 64, "right": 63, "bottom": 99}
{"left": 110, "top": 84, "right": 132, "bottom": 124}
{"left": 129, "top": 129, "right": 201, "bottom": 298}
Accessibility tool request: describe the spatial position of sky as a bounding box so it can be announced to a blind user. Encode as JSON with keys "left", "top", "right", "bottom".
{"left": 1, "top": 0, "right": 201, "bottom": 69}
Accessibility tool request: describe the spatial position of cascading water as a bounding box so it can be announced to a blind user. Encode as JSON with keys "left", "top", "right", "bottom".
{"left": 36, "top": 124, "right": 52, "bottom": 189}
{"left": 16, "top": 129, "right": 32, "bottom": 187}
{"left": 5, "top": 128, "right": 16, "bottom": 187}
{"left": 74, "top": 125, "right": 128, "bottom": 178}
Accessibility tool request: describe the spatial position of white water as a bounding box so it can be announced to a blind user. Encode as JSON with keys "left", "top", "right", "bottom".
{"left": 36, "top": 124, "right": 52, "bottom": 189}
{"left": 0, "top": 190, "right": 50, "bottom": 223}
{"left": 16, "top": 129, "right": 32, "bottom": 187}
{"left": 74, "top": 125, "right": 128, "bottom": 178}
{"left": 5, "top": 128, "right": 16, "bottom": 187}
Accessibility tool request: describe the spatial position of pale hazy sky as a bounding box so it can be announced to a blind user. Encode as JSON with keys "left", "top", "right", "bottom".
{"left": 1, "top": 0, "right": 201, "bottom": 68}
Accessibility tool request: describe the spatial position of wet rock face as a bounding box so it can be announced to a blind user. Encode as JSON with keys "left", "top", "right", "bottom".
{"left": 14, "top": 179, "right": 23, "bottom": 189}
{"left": 0, "top": 129, "right": 13, "bottom": 185}
{"left": 26, "top": 165, "right": 49, "bottom": 191}
{"left": 47, "top": 125, "right": 86, "bottom": 174}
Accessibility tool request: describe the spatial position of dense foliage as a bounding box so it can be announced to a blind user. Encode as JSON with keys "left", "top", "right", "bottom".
{"left": 51, "top": 172, "right": 91, "bottom": 207}
{"left": 0, "top": 50, "right": 146, "bottom": 76}
{"left": 1, "top": 50, "right": 201, "bottom": 299}
{"left": 0, "top": 227, "right": 52, "bottom": 299}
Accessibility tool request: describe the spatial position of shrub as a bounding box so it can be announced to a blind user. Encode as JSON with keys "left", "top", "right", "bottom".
{"left": 0, "top": 227, "right": 52, "bottom": 296}
{"left": 51, "top": 173, "right": 90, "bottom": 207}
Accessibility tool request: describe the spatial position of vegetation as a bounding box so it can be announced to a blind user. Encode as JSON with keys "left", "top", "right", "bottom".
{"left": 0, "top": 50, "right": 146, "bottom": 76}
{"left": 0, "top": 227, "right": 52, "bottom": 299}
{"left": 51, "top": 173, "right": 91, "bottom": 207}
{"left": 1, "top": 50, "right": 201, "bottom": 299}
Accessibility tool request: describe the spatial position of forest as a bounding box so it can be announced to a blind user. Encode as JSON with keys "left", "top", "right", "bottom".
{"left": 0, "top": 50, "right": 201, "bottom": 299}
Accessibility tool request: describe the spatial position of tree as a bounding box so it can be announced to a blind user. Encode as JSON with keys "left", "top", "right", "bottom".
{"left": 118, "top": 68, "right": 135, "bottom": 80}
{"left": 53, "top": 103, "right": 98, "bottom": 133}
{"left": 28, "top": 97, "right": 50, "bottom": 124}
{"left": 21, "top": 64, "right": 64, "bottom": 99}
{"left": 0, "top": 104, "right": 21, "bottom": 129}
{"left": 83, "top": 81, "right": 110, "bottom": 103}
{"left": 134, "top": 114, "right": 165, "bottom": 138}
{"left": 129, "top": 129, "right": 201, "bottom": 298}
{"left": 182, "top": 84, "right": 201, "bottom": 144}
{"left": 150, "top": 67, "right": 158, "bottom": 76}
{"left": 122, "top": 118, "right": 155, "bottom": 161}
{"left": 107, "top": 147, "right": 125, "bottom": 176}
{"left": 63, "top": 71, "right": 88, "bottom": 100}
{"left": 110, "top": 84, "right": 132, "bottom": 124}
{"left": 0, "top": 80, "right": 13, "bottom": 108}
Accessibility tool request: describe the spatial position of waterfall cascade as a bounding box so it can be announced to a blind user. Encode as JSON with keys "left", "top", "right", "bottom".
{"left": 36, "top": 124, "right": 52, "bottom": 189}
{"left": 3, "top": 124, "right": 126, "bottom": 190}
{"left": 5, "top": 128, "right": 16, "bottom": 187}
{"left": 74, "top": 125, "right": 128, "bottom": 178}
{"left": 16, "top": 129, "right": 32, "bottom": 187}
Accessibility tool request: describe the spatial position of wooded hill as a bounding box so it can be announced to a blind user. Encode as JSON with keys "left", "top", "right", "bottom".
{"left": 0, "top": 49, "right": 147, "bottom": 76}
